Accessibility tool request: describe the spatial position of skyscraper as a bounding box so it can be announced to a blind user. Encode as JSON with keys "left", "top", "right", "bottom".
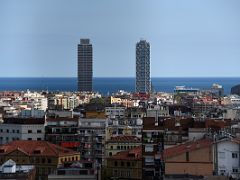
{"left": 136, "top": 39, "right": 151, "bottom": 93}
{"left": 78, "top": 39, "right": 93, "bottom": 92}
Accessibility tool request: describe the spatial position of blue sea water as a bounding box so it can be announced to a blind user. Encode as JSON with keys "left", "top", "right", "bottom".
{"left": 0, "top": 77, "right": 239, "bottom": 95}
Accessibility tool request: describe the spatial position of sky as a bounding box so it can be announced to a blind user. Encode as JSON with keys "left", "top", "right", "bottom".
{"left": 0, "top": 0, "right": 240, "bottom": 77}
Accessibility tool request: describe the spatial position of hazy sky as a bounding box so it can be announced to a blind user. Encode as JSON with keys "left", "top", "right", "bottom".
{"left": 0, "top": 0, "right": 240, "bottom": 77}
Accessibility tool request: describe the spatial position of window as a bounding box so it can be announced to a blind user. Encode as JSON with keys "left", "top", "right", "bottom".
{"left": 144, "top": 170, "right": 154, "bottom": 176}
{"left": 233, "top": 168, "right": 238, "bottom": 173}
{"left": 42, "top": 158, "right": 46, "bottom": 163}
{"left": 109, "top": 152, "right": 112, "bottom": 156}
{"left": 145, "top": 145, "right": 154, "bottom": 152}
{"left": 28, "top": 130, "right": 32, "bottom": 133}
{"left": 17, "top": 130, "right": 19, "bottom": 133}
{"left": 127, "top": 162, "right": 130, "bottom": 167}
{"left": 232, "top": 153, "right": 238, "bottom": 158}
{"left": 6, "top": 129, "right": 9, "bottom": 133}
{"left": 37, "top": 130, "right": 42, "bottom": 133}
{"left": 37, "top": 138, "right": 41, "bottom": 141}
{"left": 12, "top": 130, "right": 15, "bottom": 133}
{"left": 28, "top": 138, "right": 32, "bottom": 140}
{"left": 145, "top": 156, "right": 154, "bottom": 165}
{"left": 219, "top": 152, "right": 225, "bottom": 159}
{"left": 113, "top": 170, "right": 118, "bottom": 176}
{"left": 114, "top": 161, "right": 118, "bottom": 166}
{"left": 186, "top": 152, "right": 189, "bottom": 162}
{"left": 110, "top": 146, "right": 113, "bottom": 150}
{"left": 48, "top": 158, "right": 52, "bottom": 164}
{"left": 126, "top": 171, "right": 131, "bottom": 177}
{"left": 121, "top": 162, "right": 124, "bottom": 166}
{"left": 117, "top": 146, "right": 120, "bottom": 150}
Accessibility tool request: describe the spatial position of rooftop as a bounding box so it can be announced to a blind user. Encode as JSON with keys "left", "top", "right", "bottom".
{"left": 109, "top": 145, "right": 142, "bottom": 160}
{"left": 164, "top": 138, "right": 212, "bottom": 159}
{"left": 0, "top": 140, "right": 79, "bottom": 157}
{"left": 3, "top": 117, "right": 45, "bottom": 124}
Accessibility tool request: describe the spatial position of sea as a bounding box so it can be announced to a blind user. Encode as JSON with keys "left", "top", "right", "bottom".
{"left": 0, "top": 77, "right": 239, "bottom": 95}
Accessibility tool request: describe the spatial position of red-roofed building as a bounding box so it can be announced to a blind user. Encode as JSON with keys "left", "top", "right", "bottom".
{"left": 0, "top": 140, "right": 80, "bottom": 180}
{"left": 164, "top": 138, "right": 213, "bottom": 176}
{"left": 105, "top": 146, "right": 142, "bottom": 179}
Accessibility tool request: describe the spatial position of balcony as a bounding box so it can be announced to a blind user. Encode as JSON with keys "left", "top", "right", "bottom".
{"left": 143, "top": 137, "right": 163, "bottom": 144}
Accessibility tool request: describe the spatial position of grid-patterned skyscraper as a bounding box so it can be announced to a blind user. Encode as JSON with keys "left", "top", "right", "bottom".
{"left": 136, "top": 39, "right": 151, "bottom": 93}
{"left": 78, "top": 39, "right": 93, "bottom": 92}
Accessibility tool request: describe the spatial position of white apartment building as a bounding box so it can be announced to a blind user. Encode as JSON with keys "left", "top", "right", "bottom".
{"left": 215, "top": 138, "right": 240, "bottom": 179}
{"left": 23, "top": 90, "right": 48, "bottom": 110}
{"left": 147, "top": 104, "right": 169, "bottom": 118}
{"left": 105, "top": 107, "right": 126, "bottom": 119}
{"left": 19, "top": 109, "right": 45, "bottom": 118}
{"left": 0, "top": 118, "right": 45, "bottom": 145}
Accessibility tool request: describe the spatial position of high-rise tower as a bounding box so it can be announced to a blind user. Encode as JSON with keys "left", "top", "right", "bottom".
{"left": 78, "top": 39, "right": 93, "bottom": 92}
{"left": 136, "top": 39, "right": 150, "bottom": 93}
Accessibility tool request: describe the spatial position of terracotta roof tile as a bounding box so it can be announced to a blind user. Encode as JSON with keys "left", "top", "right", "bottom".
{"left": 109, "top": 145, "right": 142, "bottom": 160}
{"left": 164, "top": 138, "right": 212, "bottom": 159}
{"left": 0, "top": 140, "right": 79, "bottom": 157}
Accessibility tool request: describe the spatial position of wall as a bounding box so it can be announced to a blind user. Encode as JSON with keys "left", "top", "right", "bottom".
{"left": 165, "top": 146, "right": 213, "bottom": 176}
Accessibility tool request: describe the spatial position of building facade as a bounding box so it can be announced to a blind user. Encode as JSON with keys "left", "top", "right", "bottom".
{"left": 78, "top": 39, "right": 93, "bottom": 92}
{"left": 164, "top": 138, "right": 213, "bottom": 177}
{"left": 142, "top": 117, "right": 165, "bottom": 180}
{"left": 0, "top": 118, "right": 45, "bottom": 145}
{"left": 105, "top": 135, "right": 142, "bottom": 158}
{"left": 136, "top": 39, "right": 150, "bottom": 93}
{"left": 78, "top": 118, "right": 106, "bottom": 165}
{"left": 214, "top": 138, "right": 240, "bottom": 179}
{"left": 105, "top": 146, "right": 142, "bottom": 180}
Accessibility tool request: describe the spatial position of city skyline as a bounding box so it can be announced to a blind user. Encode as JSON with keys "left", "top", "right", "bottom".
{"left": 0, "top": 0, "right": 240, "bottom": 78}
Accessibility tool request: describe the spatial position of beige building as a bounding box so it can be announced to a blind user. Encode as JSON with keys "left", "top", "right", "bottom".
{"left": 164, "top": 138, "right": 213, "bottom": 176}
{"left": 105, "top": 146, "right": 142, "bottom": 180}
{"left": 105, "top": 135, "right": 142, "bottom": 157}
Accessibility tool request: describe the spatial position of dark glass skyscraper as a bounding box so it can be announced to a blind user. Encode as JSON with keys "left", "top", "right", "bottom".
{"left": 136, "top": 39, "right": 151, "bottom": 93}
{"left": 78, "top": 39, "right": 93, "bottom": 92}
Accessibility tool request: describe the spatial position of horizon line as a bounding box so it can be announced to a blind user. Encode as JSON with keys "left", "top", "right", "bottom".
{"left": 1, "top": 76, "right": 240, "bottom": 78}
